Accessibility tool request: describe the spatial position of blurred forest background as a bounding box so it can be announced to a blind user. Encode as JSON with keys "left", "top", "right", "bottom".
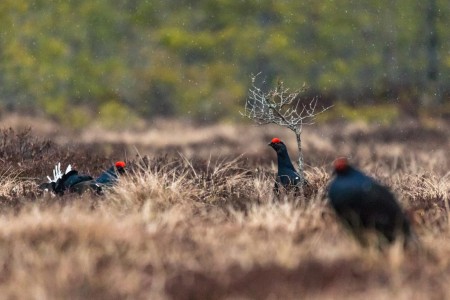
{"left": 0, "top": 0, "right": 448, "bottom": 128}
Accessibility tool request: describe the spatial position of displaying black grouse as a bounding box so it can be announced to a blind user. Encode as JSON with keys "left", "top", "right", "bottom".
{"left": 268, "top": 138, "right": 305, "bottom": 194}
{"left": 327, "top": 157, "right": 412, "bottom": 246}
{"left": 41, "top": 161, "right": 126, "bottom": 195}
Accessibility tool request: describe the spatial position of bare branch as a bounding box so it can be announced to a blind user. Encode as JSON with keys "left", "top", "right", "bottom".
{"left": 241, "top": 74, "right": 333, "bottom": 183}
{"left": 241, "top": 76, "right": 333, "bottom": 132}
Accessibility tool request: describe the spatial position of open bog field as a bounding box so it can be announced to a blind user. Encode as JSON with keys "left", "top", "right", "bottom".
{"left": 0, "top": 115, "right": 449, "bottom": 299}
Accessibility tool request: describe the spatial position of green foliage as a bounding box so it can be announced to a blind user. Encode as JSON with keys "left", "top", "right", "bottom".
{"left": 318, "top": 102, "right": 400, "bottom": 124}
{"left": 0, "top": 0, "right": 448, "bottom": 126}
{"left": 98, "top": 101, "right": 138, "bottom": 129}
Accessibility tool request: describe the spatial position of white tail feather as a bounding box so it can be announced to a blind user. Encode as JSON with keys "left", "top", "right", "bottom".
{"left": 48, "top": 162, "right": 72, "bottom": 183}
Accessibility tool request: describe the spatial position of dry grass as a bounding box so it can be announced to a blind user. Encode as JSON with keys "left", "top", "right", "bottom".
{"left": 0, "top": 117, "right": 448, "bottom": 299}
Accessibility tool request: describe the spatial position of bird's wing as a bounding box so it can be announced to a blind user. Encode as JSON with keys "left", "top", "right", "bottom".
{"left": 293, "top": 171, "right": 301, "bottom": 185}
{"left": 365, "top": 181, "right": 401, "bottom": 211}
{"left": 284, "top": 169, "right": 301, "bottom": 185}
{"left": 64, "top": 173, "right": 92, "bottom": 188}
{"left": 361, "top": 180, "right": 408, "bottom": 234}
{"left": 54, "top": 170, "right": 80, "bottom": 195}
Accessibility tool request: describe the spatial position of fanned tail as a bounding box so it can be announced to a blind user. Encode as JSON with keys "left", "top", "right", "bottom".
{"left": 65, "top": 164, "right": 72, "bottom": 174}
{"left": 47, "top": 163, "right": 72, "bottom": 183}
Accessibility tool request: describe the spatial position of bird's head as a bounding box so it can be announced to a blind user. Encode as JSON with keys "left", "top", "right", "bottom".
{"left": 268, "top": 137, "right": 286, "bottom": 153}
{"left": 115, "top": 161, "right": 126, "bottom": 175}
{"left": 333, "top": 157, "right": 350, "bottom": 174}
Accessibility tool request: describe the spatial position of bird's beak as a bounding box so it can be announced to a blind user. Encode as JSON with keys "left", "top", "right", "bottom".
{"left": 268, "top": 142, "right": 273, "bottom": 147}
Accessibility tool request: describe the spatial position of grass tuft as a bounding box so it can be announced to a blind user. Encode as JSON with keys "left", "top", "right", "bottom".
{"left": 0, "top": 118, "right": 447, "bottom": 298}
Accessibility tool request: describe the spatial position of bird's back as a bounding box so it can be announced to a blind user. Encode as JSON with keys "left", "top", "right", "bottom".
{"left": 54, "top": 170, "right": 93, "bottom": 195}
{"left": 328, "top": 167, "right": 410, "bottom": 243}
{"left": 95, "top": 167, "right": 118, "bottom": 186}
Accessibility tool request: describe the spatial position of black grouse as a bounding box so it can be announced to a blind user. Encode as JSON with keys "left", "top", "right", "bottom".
{"left": 41, "top": 161, "right": 126, "bottom": 195}
{"left": 327, "top": 157, "right": 412, "bottom": 246}
{"left": 268, "top": 137, "right": 305, "bottom": 194}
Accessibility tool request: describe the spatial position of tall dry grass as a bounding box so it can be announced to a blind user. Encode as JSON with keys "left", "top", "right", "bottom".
{"left": 0, "top": 118, "right": 448, "bottom": 299}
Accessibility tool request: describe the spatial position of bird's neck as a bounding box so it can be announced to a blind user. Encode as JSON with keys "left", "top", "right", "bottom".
{"left": 277, "top": 150, "right": 296, "bottom": 170}
{"left": 106, "top": 166, "right": 117, "bottom": 175}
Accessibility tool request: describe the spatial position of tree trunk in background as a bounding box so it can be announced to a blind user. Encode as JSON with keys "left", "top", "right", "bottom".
{"left": 422, "top": 0, "right": 441, "bottom": 107}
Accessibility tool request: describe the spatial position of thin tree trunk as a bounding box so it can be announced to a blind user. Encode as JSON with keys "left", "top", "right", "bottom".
{"left": 294, "top": 129, "right": 305, "bottom": 185}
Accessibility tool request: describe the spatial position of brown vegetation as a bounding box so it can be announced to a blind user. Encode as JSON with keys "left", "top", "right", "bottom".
{"left": 0, "top": 117, "right": 448, "bottom": 299}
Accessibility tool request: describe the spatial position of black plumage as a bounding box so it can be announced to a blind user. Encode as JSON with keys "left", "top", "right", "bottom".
{"left": 54, "top": 170, "right": 93, "bottom": 195}
{"left": 328, "top": 157, "right": 411, "bottom": 245}
{"left": 268, "top": 138, "right": 306, "bottom": 194}
{"left": 70, "top": 161, "right": 126, "bottom": 194}
{"left": 40, "top": 161, "right": 126, "bottom": 196}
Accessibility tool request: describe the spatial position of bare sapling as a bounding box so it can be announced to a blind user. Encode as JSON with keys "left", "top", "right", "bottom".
{"left": 241, "top": 74, "right": 332, "bottom": 185}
